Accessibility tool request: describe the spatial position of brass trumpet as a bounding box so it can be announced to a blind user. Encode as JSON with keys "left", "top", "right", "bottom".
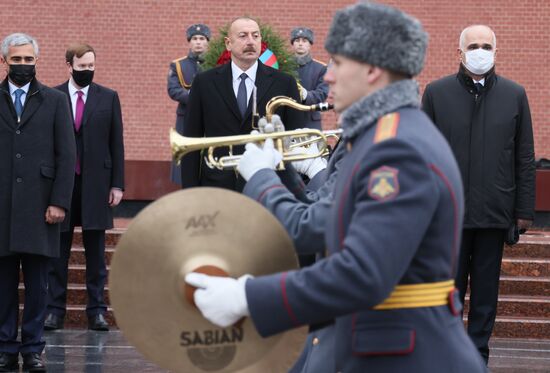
{"left": 170, "top": 128, "right": 335, "bottom": 170}
{"left": 170, "top": 95, "right": 340, "bottom": 170}
{"left": 265, "top": 95, "right": 333, "bottom": 122}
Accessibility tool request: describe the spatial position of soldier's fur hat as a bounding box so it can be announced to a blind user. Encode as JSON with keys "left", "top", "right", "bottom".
{"left": 291, "top": 27, "right": 314, "bottom": 44}
{"left": 325, "top": 2, "right": 428, "bottom": 76}
{"left": 186, "top": 24, "right": 211, "bottom": 41}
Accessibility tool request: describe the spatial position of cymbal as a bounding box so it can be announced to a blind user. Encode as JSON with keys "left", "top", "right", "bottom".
{"left": 110, "top": 187, "right": 306, "bottom": 373}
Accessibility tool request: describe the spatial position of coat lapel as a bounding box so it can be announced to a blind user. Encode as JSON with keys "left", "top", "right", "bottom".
{"left": 0, "top": 79, "right": 16, "bottom": 128}
{"left": 213, "top": 64, "right": 242, "bottom": 122}
{"left": 57, "top": 81, "right": 73, "bottom": 117}
{"left": 18, "top": 79, "right": 43, "bottom": 128}
{"left": 81, "top": 83, "right": 100, "bottom": 128}
{"left": 255, "top": 62, "right": 276, "bottom": 109}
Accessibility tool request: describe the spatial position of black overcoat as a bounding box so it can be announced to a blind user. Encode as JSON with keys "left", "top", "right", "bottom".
{"left": 181, "top": 61, "right": 306, "bottom": 191}
{"left": 0, "top": 78, "right": 75, "bottom": 257}
{"left": 56, "top": 81, "right": 125, "bottom": 231}
{"left": 422, "top": 67, "right": 535, "bottom": 228}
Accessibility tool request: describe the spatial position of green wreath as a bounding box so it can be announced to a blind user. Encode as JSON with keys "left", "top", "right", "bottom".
{"left": 202, "top": 22, "right": 297, "bottom": 77}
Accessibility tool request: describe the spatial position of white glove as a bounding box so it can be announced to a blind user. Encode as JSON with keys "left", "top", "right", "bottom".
{"left": 237, "top": 138, "right": 283, "bottom": 181}
{"left": 291, "top": 142, "right": 327, "bottom": 178}
{"left": 300, "top": 86, "right": 308, "bottom": 102}
{"left": 185, "top": 273, "right": 251, "bottom": 328}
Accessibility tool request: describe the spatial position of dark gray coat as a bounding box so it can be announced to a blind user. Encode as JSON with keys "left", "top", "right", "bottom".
{"left": 167, "top": 54, "right": 202, "bottom": 184}
{"left": 297, "top": 57, "right": 328, "bottom": 130}
{"left": 247, "top": 107, "right": 486, "bottom": 372}
{"left": 422, "top": 67, "right": 536, "bottom": 228}
{"left": 0, "top": 78, "right": 75, "bottom": 257}
{"left": 56, "top": 82, "right": 125, "bottom": 231}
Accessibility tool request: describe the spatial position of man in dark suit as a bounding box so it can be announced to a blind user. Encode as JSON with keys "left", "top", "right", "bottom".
{"left": 0, "top": 33, "right": 76, "bottom": 372}
{"left": 44, "top": 43, "right": 125, "bottom": 332}
{"left": 180, "top": 16, "right": 306, "bottom": 191}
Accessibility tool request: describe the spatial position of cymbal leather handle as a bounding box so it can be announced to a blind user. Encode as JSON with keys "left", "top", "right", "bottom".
{"left": 184, "top": 265, "right": 229, "bottom": 307}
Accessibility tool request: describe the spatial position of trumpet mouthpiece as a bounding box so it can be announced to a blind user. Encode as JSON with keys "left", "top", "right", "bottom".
{"left": 315, "top": 102, "right": 334, "bottom": 112}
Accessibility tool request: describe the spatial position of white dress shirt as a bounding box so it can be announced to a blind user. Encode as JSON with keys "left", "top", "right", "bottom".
{"left": 8, "top": 80, "right": 30, "bottom": 106}
{"left": 473, "top": 78, "right": 485, "bottom": 86}
{"left": 68, "top": 79, "right": 90, "bottom": 120}
{"left": 231, "top": 61, "right": 258, "bottom": 104}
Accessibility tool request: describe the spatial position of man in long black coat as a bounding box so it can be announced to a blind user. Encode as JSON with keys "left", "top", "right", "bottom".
{"left": 45, "top": 43, "right": 125, "bottom": 332}
{"left": 0, "top": 33, "right": 75, "bottom": 372}
{"left": 180, "top": 16, "right": 306, "bottom": 192}
{"left": 422, "top": 25, "right": 535, "bottom": 364}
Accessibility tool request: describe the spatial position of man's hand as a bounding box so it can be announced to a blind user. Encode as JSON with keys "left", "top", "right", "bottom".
{"left": 109, "top": 188, "right": 123, "bottom": 207}
{"left": 45, "top": 205, "right": 65, "bottom": 224}
{"left": 517, "top": 219, "right": 533, "bottom": 233}
{"left": 185, "top": 273, "right": 251, "bottom": 328}
{"left": 291, "top": 142, "right": 327, "bottom": 178}
{"left": 237, "top": 138, "right": 283, "bottom": 181}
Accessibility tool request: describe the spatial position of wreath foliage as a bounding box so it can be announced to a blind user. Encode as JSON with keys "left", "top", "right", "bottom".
{"left": 202, "top": 22, "right": 297, "bottom": 77}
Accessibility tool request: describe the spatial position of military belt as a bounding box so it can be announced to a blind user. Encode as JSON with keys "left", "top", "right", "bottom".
{"left": 374, "top": 279, "right": 455, "bottom": 310}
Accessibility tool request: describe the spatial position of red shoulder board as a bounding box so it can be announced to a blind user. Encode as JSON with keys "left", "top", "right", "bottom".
{"left": 374, "top": 112, "right": 400, "bottom": 143}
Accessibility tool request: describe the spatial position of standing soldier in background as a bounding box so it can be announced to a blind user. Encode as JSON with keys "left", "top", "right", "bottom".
{"left": 291, "top": 27, "right": 328, "bottom": 130}
{"left": 167, "top": 23, "right": 210, "bottom": 185}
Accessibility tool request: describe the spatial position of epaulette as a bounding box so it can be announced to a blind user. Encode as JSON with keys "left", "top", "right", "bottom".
{"left": 374, "top": 112, "right": 400, "bottom": 143}
{"left": 172, "top": 56, "right": 191, "bottom": 89}
{"left": 172, "top": 56, "right": 188, "bottom": 63}
{"left": 313, "top": 58, "right": 327, "bottom": 66}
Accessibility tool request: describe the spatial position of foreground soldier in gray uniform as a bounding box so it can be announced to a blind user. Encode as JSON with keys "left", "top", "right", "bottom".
{"left": 187, "top": 3, "right": 487, "bottom": 372}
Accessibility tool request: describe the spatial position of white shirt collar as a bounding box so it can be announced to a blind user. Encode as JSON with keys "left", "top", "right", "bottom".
{"left": 68, "top": 78, "right": 90, "bottom": 96}
{"left": 8, "top": 80, "right": 30, "bottom": 96}
{"left": 231, "top": 60, "right": 258, "bottom": 83}
{"left": 473, "top": 78, "right": 485, "bottom": 86}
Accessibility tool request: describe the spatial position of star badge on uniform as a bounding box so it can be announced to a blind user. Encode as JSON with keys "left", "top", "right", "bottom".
{"left": 368, "top": 166, "right": 399, "bottom": 201}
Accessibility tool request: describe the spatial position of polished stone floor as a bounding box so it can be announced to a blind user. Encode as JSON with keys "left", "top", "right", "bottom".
{"left": 10, "top": 330, "right": 550, "bottom": 372}
{"left": 42, "top": 330, "right": 166, "bottom": 373}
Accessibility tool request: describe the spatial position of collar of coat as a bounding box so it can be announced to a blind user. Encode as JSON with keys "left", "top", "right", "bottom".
{"left": 457, "top": 64, "right": 496, "bottom": 92}
{"left": 188, "top": 50, "right": 204, "bottom": 63}
{"left": 295, "top": 53, "right": 312, "bottom": 66}
{"left": 340, "top": 79, "right": 420, "bottom": 141}
{"left": 0, "top": 77, "right": 43, "bottom": 96}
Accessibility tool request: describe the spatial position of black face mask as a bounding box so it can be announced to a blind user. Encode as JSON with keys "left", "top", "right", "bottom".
{"left": 72, "top": 69, "right": 94, "bottom": 87}
{"left": 8, "top": 64, "right": 36, "bottom": 86}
